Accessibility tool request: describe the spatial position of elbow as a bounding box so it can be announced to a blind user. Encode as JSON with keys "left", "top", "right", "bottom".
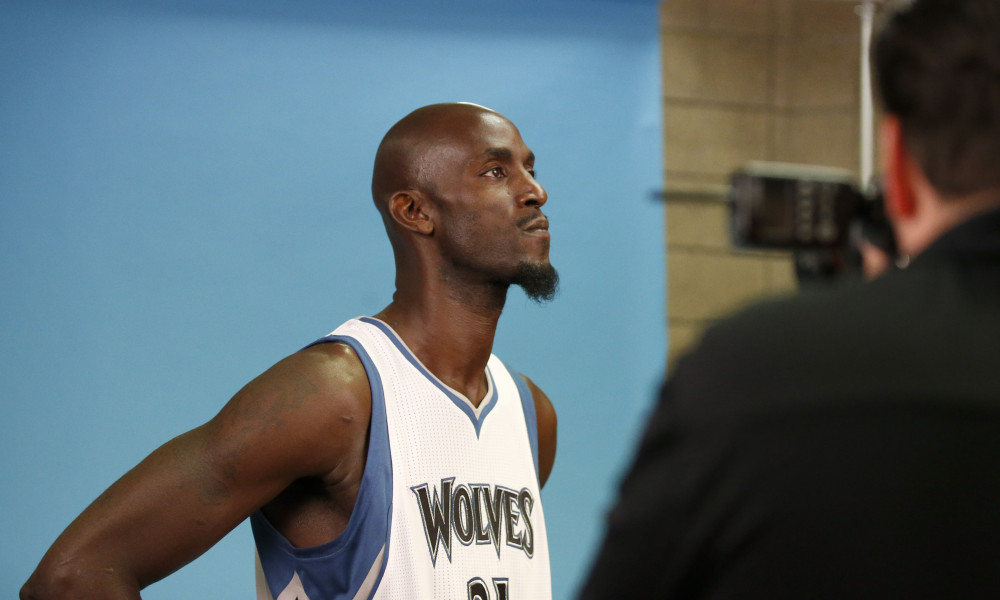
{"left": 19, "top": 582, "right": 38, "bottom": 600}
{"left": 21, "top": 568, "right": 64, "bottom": 600}
{"left": 21, "top": 561, "right": 83, "bottom": 600}
{"left": 21, "top": 556, "right": 134, "bottom": 600}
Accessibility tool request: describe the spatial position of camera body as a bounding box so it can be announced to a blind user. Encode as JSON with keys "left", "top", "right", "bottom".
{"left": 728, "top": 162, "right": 893, "bottom": 284}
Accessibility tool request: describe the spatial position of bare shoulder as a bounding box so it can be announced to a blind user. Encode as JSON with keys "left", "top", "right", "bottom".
{"left": 205, "top": 340, "right": 373, "bottom": 481}
{"left": 520, "top": 374, "right": 557, "bottom": 488}
{"left": 519, "top": 374, "right": 556, "bottom": 425}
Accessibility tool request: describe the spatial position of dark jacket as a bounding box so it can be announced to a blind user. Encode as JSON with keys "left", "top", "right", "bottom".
{"left": 580, "top": 207, "right": 1000, "bottom": 599}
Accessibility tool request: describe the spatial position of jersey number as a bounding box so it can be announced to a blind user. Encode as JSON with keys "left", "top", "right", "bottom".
{"left": 467, "top": 577, "right": 508, "bottom": 600}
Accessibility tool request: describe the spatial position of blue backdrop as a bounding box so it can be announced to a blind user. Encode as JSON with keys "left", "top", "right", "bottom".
{"left": 0, "top": 1, "right": 664, "bottom": 598}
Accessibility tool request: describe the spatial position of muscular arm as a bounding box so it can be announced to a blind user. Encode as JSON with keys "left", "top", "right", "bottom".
{"left": 522, "top": 375, "right": 557, "bottom": 488}
{"left": 21, "top": 342, "right": 371, "bottom": 600}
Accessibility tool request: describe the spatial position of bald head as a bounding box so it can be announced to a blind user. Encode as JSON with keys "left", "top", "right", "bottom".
{"left": 368, "top": 102, "right": 556, "bottom": 302}
{"left": 371, "top": 103, "right": 510, "bottom": 212}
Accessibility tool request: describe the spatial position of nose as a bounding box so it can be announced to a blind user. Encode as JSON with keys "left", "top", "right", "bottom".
{"left": 518, "top": 170, "right": 548, "bottom": 208}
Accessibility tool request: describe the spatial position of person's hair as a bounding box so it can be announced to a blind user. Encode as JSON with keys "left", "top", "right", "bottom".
{"left": 873, "top": 0, "right": 1000, "bottom": 196}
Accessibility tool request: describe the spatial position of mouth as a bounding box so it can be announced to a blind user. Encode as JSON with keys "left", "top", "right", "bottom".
{"left": 522, "top": 216, "right": 550, "bottom": 236}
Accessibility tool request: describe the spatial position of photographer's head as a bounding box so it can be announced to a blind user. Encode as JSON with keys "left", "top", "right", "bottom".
{"left": 873, "top": 0, "right": 1000, "bottom": 256}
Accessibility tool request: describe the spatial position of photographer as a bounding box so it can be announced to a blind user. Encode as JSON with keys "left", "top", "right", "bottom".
{"left": 579, "top": 0, "right": 1000, "bottom": 598}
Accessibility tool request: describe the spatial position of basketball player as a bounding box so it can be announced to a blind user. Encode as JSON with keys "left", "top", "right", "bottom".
{"left": 21, "top": 102, "right": 558, "bottom": 600}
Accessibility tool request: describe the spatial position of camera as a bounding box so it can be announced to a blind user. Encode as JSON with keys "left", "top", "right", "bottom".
{"left": 728, "top": 162, "right": 895, "bottom": 284}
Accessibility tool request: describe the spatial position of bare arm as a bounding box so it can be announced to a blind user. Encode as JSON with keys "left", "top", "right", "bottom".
{"left": 21, "top": 342, "right": 371, "bottom": 599}
{"left": 522, "top": 375, "right": 557, "bottom": 488}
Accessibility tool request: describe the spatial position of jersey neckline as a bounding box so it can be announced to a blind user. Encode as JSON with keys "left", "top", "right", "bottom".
{"left": 358, "top": 316, "right": 499, "bottom": 437}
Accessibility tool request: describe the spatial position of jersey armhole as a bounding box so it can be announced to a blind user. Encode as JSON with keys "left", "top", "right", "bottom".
{"left": 253, "top": 334, "right": 392, "bottom": 600}
{"left": 509, "top": 367, "right": 541, "bottom": 482}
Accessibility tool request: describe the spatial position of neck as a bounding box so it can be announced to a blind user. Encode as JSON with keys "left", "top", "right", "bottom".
{"left": 897, "top": 188, "right": 1000, "bottom": 258}
{"left": 373, "top": 283, "right": 506, "bottom": 407}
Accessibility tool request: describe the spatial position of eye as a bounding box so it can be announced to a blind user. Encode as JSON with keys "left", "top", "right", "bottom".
{"left": 484, "top": 166, "right": 506, "bottom": 178}
{"left": 527, "top": 168, "right": 537, "bottom": 179}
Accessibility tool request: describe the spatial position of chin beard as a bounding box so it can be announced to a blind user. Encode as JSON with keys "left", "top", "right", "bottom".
{"left": 512, "top": 262, "right": 559, "bottom": 303}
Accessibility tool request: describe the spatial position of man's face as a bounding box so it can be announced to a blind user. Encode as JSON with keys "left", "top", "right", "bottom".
{"left": 423, "top": 111, "right": 557, "bottom": 301}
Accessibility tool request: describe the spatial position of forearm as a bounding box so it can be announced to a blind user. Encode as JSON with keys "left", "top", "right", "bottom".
{"left": 19, "top": 432, "right": 239, "bottom": 600}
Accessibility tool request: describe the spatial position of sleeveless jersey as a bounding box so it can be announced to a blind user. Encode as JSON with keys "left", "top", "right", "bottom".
{"left": 251, "top": 317, "right": 551, "bottom": 600}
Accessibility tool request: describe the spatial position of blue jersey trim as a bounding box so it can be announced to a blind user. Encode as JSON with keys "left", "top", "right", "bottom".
{"left": 359, "top": 316, "right": 498, "bottom": 438}
{"left": 506, "top": 363, "right": 541, "bottom": 482}
{"left": 252, "top": 334, "right": 392, "bottom": 600}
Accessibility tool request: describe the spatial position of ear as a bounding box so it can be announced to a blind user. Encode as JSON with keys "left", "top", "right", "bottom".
{"left": 388, "top": 190, "right": 435, "bottom": 235}
{"left": 880, "top": 115, "right": 917, "bottom": 219}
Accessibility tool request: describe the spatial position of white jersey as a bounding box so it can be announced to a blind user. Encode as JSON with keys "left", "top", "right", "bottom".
{"left": 252, "top": 317, "right": 551, "bottom": 600}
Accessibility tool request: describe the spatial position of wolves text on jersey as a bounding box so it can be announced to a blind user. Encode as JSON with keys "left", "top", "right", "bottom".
{"left": 411, "top": 478, "right": 536, "bottom": 566}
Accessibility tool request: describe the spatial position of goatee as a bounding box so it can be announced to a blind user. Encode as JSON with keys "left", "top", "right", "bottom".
{"left": 513, "top": 262, "right": 559, "bottom": 303}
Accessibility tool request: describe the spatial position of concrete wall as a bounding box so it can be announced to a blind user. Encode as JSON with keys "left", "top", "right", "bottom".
{"left": 661, "top": 0, "right": 864, "bottom": 368}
